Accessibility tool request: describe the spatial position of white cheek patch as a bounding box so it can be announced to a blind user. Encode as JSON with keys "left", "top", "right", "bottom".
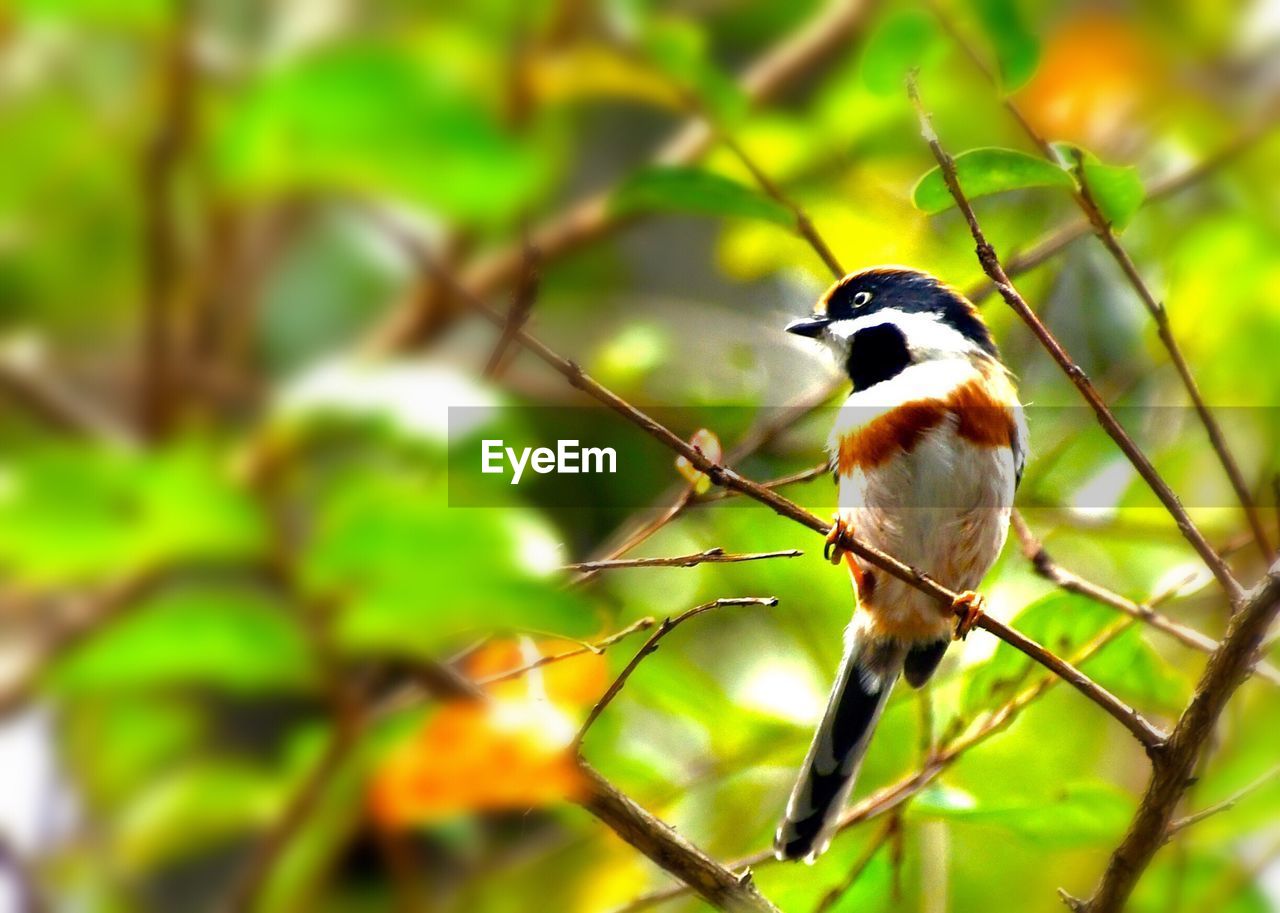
{"left": 828, "top": 310, "right": 979, "bottom": 360}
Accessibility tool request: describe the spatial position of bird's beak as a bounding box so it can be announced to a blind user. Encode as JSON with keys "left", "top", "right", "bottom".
{"left": 785, "top": 315, "right": 830, "bottom": 338}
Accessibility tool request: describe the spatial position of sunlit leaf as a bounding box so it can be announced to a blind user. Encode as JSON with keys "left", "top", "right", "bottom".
{"left": 912, "top": 781, "right": 1132, "bottom": 846}
{"left": 308, "top": 477, "right": 592, "bottom": 657}
{"left": 114, "top": 760, "right": 286, "bottom": 872}
{"left": 912, "top": 147, "right": 1072, "bottom": 213}
{"left": 216, "top": 45, "right": 552, "bottom": 222}
{"left": 0, "top": 444, "right": 265, "bottom": 586}
{"left": 47, "top": 586, "right": 318, "bottom": 695}
{"left": 611, "top": 167, "right": 793, "bottom": 226}
{"left": 674, "top": 428, "right": 723, "bottom": 494}
{"left": 1080, "top": 160, "right": 1145, "bottom": 230}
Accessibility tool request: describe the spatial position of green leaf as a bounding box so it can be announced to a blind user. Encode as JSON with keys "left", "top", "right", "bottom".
{"left": 215, "top": 45, "right": 552, "bottom": 223}
{"left": 912, "top": 781, "right": 1132, "bottom": 847}
{"left": 1080, "top": 160, "right": 1146, "bottom": 230}
{"left": 307, "top": 477, "right": 593, "bottom": 657}
{"left": 912, "top": 147, "right": 1073, "bottom": 213}
{"left": 1052, "top": 143, "right": 1146, "bottom": 230}
{"left": 114, "top": 759, "right": 287, "bottom": 872}
{"left": 61, "top": 696, "right": 206, "bottom": 808}
{"left": 642, "top": 18, "right": 747, "bottom": 125}
{"left": 611, "top": 167, "right": 793, "bottom": 226}
{"left": 47, "top": 586, "right": 319, "bottom": 695}
{"left": 0, "top": 443, "right": 265, "bottom": 586}
{"left": 860, "top": 8, "right": 944, "bottom": 96}
{"left": 971, "top": 0, "right": 1040, "bottom": 90}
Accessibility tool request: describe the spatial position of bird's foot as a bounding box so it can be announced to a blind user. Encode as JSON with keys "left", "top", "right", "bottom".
{"left": 823, "top": 514, "right": 850, "bottom": 566}
{"left": 952, "top": 591, "right": 985, "bottom": 641}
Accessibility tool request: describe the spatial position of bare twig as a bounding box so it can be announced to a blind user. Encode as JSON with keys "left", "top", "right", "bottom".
{"left": 391, "top": 237, "right": 1167, "bottom": 748}
{"left": 563, "top": 548, "right": 802, "bottom": 572}
{"left": 482, "top": 240, "right": 541, "bottom": 378}
{"left": 477, "top": 617, "right": 658, "bottom": 685}
{"left": 0, "top": 346, "right": 137, "bottom": 445}
{"left": 696, "top": 462, "right": 831, "bottom": 503}
{"left": 1164, "top": 763, "right": 1280, "bottom": 841}
{"left": 574, "top": 597, "right": 778, "bottom": 749}
{"left": 363, "top": 0, "right": 878, "bottom": 355}
{"left": 1079, "top": 561, "right": 1280, "bottom": 912}
{"left": 1010, "top": 513, "right": 1280, "bottom": 687}
{"left": 813, "top": 817, "right": 897, "bottom": 913}
{"left": 906, "top": 75, "right": 1244, "bottom": 605}
{"left": 138, "top": 0, "right": 195, "bottom": 437}
{"left": 615, "top": 615, "right": 1137, "bottom": 912}
{"left": 932, "top": 4, "right": 1274, "bottom": 559}
{"left": 578, "top": 763, "right": 782, "bottom": 913}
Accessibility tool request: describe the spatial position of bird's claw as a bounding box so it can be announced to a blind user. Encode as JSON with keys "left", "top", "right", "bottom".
{"left": 824, "top": 515, "right": 849, "bottom": 566}
{"left": 952, "top": 591, "right": 985, "bottom": 641}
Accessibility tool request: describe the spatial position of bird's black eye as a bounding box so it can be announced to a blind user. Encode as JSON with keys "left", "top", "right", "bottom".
{"left": 853, "top": 291, "right": 872, "bottom": 307}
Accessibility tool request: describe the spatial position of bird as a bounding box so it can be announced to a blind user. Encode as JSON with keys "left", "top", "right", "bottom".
{"left": 774, "top": 266, "right": 1027, "bottom": 863}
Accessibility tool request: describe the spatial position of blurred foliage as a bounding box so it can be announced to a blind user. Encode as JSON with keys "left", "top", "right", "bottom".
{"left": 0, "top": 0, "right": 1277, "bottom": 911}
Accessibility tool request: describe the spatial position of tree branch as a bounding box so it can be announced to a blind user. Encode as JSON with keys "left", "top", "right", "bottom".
{"left": 578, "top": 763, "right": 782, "bottom": 913}
{"left": 1011, "top": 512, "right": 1280, "bottom": 687}
{"left": 615, "top": 614, "right": 1137, "bottom": 912}
{"left": 574, "top": 597, "right": 778, "bottom": 749}
{"left": 931, "top": 4, "right": 1275, "bottom": 559}
{"left": 1163, "top": 762, "right": 1280, "bottom": 841}
{"left": 1078, "top": 560, "right": 1280, "bottom": 912}
{"left": 563, "top": 548, "right": 802, "bottom": 572}
{"left": 386, "top": 234, "right": 1167, "bottom": 748}
{"left": 906, "top": 75, "right": 1244, "bottom": 605}
{"left": 363, "top": 0, "right": 878, "bottom": 355}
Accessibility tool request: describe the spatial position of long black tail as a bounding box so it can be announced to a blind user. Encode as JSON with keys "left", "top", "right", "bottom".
{"left": 775, "top": 626, "right": 905, "bottom": 862}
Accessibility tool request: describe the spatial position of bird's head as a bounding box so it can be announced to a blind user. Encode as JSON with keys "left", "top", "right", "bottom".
{"left": 785, "top": 267, "right": 998, "bottom": 391}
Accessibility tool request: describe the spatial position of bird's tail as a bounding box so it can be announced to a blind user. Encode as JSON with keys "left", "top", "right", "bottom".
{"left": 775, "top": 620, "right": 905, "bottom": 862}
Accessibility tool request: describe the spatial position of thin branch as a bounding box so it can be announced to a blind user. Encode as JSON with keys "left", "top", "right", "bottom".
{"left": 0, "top": 345, "right": 137, "bottom": 445}
{"left": 573, "top": 597, "right": 778, "bottom": 749}
{"left": 363, "top": 0, "right": 878, "bottom": 355}
{"left": 1164, "top": 763, "right": 1280, "bottom": 841}
{"left": 1079, "top": 561, "right": 1280, "bottom": 912}
{"left": 563, "top": 548, "right": 802, "bottom": 572}
{"left": 615, "top": 614, "right": 1137, "bottom": 913}
{"left": 384, "top": 234, "right": 1168, "bottom": 749}
{"left": 477, "top": 618, "right": 657, "bottom": 686}
{"left": 1011, "top": 513, "right": 1280, "bottom": 687}
{"left": 697, "top": 462, "right": 831, "bottom": 503}
{"left": 906, "top": 74, "right": 1244, "bottom": 606}
{"left": 138, "top": 0, "right": 195, "bottom": 437}
{"left": 813, "top": 817, "right": 897, "bottom": 913}
{"left": 578, "top": 762, "right": 782, "bottom": 913}
{"left": 932, "top": 4, "right": 1274, "bottom": 560}
{"left": 482, "top": 240, "right": 540, "bottom": 378}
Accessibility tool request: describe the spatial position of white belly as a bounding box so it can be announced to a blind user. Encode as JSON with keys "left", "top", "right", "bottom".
{"left": 837, "top": 419, "right": 1015, "bottom": 639}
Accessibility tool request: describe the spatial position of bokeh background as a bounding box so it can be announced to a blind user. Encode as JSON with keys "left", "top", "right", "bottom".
{"left": 1, "top": 0, "right": 1278, "bottom": 910}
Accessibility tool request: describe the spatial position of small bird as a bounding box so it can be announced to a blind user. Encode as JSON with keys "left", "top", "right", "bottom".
{"left": 775, "top": 266, "right": 1026, "bottom": 862}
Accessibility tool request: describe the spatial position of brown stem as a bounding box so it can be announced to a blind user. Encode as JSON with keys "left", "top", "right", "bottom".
{"left": 906, "top": 75, "right": 1244, "bottom": 606}
{"left": 574, "top": 597, "right": 778, "bottom": 749}
{"left": 477, "top": 617, "right": 657, "bottom": 685}
{"left": 812, "top": 817, "right": 897, "bottom": 913}
{"left": 138, "top": 0, "right": 195, "bottom": 437}
{"left": 615, "top": 615, "right": 1135, "bottom": 913}
{"left": 1163, "top": 762, "right": 1280, "bottom": 841}
{"left": 363, "top": 0, "right": 878, "bottom": 354}
{"left": 387, "top": 233, "right": 1169, "bottom": 746}
{"left": 578, "top": 763, "right": 781, "bottom": 912}
{"left": 1010, "top": 513, "right": 1280, "bottom": 687}
{"left": 564, "top": 548, "right": 802, "bottom": 572}
{"left": 932, "top": 3, "right": 1274, "bottom": 561}
{"left": 1079, "top": 561, "right": 1280, "bottom": 912}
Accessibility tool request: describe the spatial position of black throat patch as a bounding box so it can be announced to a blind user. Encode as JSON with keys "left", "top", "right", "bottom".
{"left": 847, "top": 323, "right": 911, "bottom": 391}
